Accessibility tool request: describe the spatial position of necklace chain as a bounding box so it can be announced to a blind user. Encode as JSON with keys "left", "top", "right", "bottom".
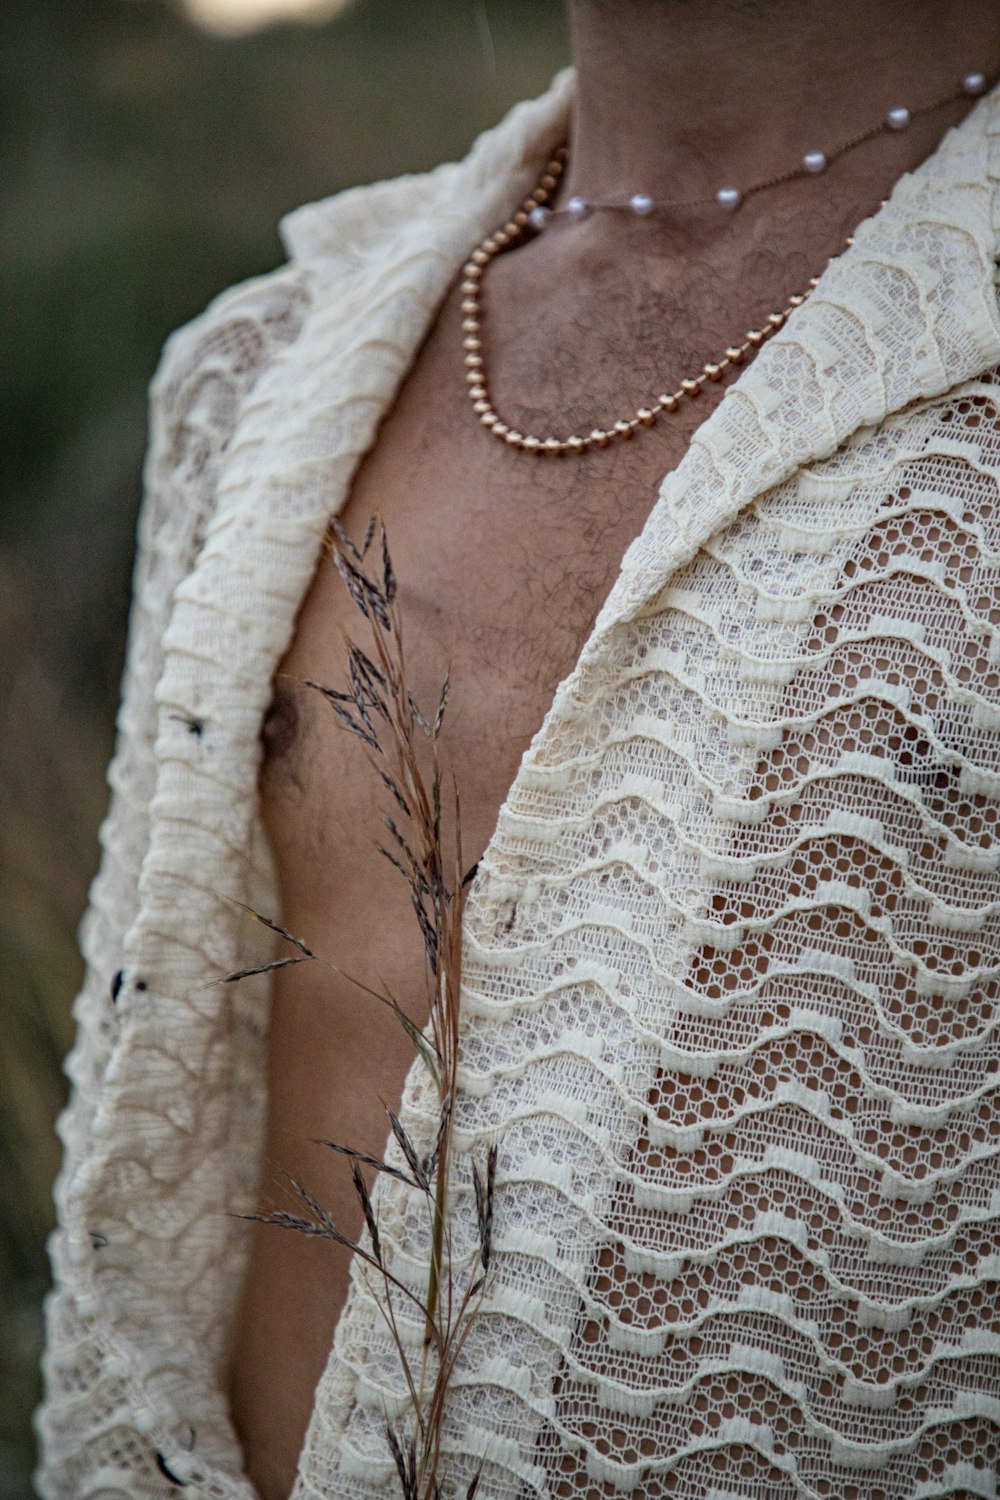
{"left": 461, "top": 147, "right": 839, "bottom": 457}
{"left": 542, "top": 71, "right": 989, "bottom": 218}
{"left": 462, "top": 70, "right": 990, "bottom": 457}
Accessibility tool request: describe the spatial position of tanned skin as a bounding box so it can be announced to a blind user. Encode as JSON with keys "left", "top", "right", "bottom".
{"left": 227, "top": 3, "right": 1000, "bottom": 1493}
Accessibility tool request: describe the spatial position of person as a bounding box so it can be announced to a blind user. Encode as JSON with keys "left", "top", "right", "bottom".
{"left": 37, "top": 2, "right": 1000, "bottom": 1497}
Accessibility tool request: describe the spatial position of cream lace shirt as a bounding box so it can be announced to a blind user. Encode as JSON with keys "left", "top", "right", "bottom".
{"left": 37, "top": 68, "right": 1000, "bottom": 1500}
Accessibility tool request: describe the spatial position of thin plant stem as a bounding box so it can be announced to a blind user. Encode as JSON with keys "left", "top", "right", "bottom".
{"left": 227, "top": 516, "right": 489, "bottom": 1500}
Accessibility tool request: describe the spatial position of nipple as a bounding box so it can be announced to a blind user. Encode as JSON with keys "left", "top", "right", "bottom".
{"left": 260, "top": 684, "right": 300, "bottom": 764}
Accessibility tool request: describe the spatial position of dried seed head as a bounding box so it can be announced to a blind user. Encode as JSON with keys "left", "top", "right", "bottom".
{"left": 472, "top": 1143, "right": 497, "bottom": 1272}
{"left": 434, "top": 676, "right": 450, "bottom": 736}
{"left": 351, "top": 1160, "right": 381, "bottom": 1263}
{"left": 221, "top": 955, "right": 306, "bottom": 984}
{"left": 381, "top": 528, "right": 397, "bottom": 602}
{"left": 386, "top": 1108, "right": 431, "bottom": 1193}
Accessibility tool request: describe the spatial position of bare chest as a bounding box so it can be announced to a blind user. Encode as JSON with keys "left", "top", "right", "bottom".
{"left": 259, "top": 294, "right": 707, "bottom": 896}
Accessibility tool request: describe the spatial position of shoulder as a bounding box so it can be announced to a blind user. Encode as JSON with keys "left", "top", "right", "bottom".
{"left": 147, "top": 63, "right": 577, "bottom": 449}
{"left": 147, "top": 262, "right": 311, "bottom": 486}
{"left": 143, "top": 166, "right": 455, "bottom": 493}
{"left": 140, "top": 66, "right": 575, "bottom": 520}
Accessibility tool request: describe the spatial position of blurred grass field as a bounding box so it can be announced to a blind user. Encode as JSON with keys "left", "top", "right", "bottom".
{"left": 0, "top": 1, "right": 568, "bottom": 1489}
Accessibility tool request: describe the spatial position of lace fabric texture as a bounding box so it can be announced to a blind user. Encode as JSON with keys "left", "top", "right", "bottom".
{"left": 37, "top": 264, "right": 310, "bottom": 1497}
{"left": 295, "top": 379, "right": 1000, "bottom": 1500}
{"left": 36, "top": 65, "right": 1000, "bottom": 1500}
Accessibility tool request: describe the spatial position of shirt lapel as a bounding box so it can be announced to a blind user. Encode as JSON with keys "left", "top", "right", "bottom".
{"left": 582, "top": 85, "right": 1000, "bottom": 668}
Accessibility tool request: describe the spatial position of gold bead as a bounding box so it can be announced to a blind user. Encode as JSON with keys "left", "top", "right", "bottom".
{"left": 505, "top": 430, "right": 524, "bottom": 447}
{"left": 703, "top": 363, "right": 723, "bottom": 381}
{"left": 462, "top": 335, "right": 481, "bottom": 350}
{"left": 465, "top": 370, "right": 483, "bottom": 384}
{"left": 492, "top": 420, "right": 509, "bottom": 437}
{"left": 589, "top": 428, "right": 610, "bottom": 447}
{"left": 471, "top": 248, "right": 489, "bottom": 266}
{"left": 529, "top": 188, "right": 549, "bottom": 206}
{"left": 513, "top": 210, "right": 529, "bottom": 227}
{"left": 614, "top": 419, "right": 633, "bottom": 436}
{"left": 767, "top": 311, "right": 785, "bottom": 329}
{"left": 807, "top": 276, "right": 820, "bottom": 289}
{"left": 658, "top": 393, "right": 680, "bottom": 412}
{"left": 844, "top": 235, "right": 854, "bottom": 248}
{"left": 460, "top": 281, "right": 479, "bottom": 297}
{"left": 540, "top": 174, "right": 558, "bottom": 191}
{"left": 522, "top": 435, "right": 541, "bottom": 452}
{"left": 636, "top": 407, "right": 656, "bottom": 425}
{"left": 746, "top": 329, "right": 764, "bottom": 346}
{"left": 788, "top": 293, "right": 805, "bottom": 307}
{"left": 492, "top": 229, "right": 511, "bottom": 248}
{"left": 469, "top": 385, "right": 487, "bottom": 401}
{"left": 462, "top": 262, "right": 482, "bottom": 280}
{"left": 460, "top": 300, "right": 478, "bottom": 315}
{"left": 464, "top": 353, "right": 483, "bottom": 368}
{"left": 481, "top": 238, "right": 498, "bottom": 256}
{"left": 681, "top": 377, "right": 703, "bottom": 397}
{"left": 725, "top": 346, "right": 745, "bottom": 364}
{"left": 473, "top": 399, "right": 491, "bottom": 415}
{"left": 543, "top": 437, "right": 563, "bottom": 454}
{"left": 502, "top": 221, "right": 521, "bottom": 238}
{"left": 480, "top": 410, "right": 497, "bottom": 426}
{"left": 566, "top": 435, "right": 587, "bottom": 452}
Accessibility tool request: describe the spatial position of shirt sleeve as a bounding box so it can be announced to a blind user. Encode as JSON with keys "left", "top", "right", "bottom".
{"left": 35, "top": 260, "right": 309, "bottom": 1499}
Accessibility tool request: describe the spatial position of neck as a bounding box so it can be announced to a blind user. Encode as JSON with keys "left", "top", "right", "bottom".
{"left": 564, "top": 1, "right": 1000, "bottom": 207}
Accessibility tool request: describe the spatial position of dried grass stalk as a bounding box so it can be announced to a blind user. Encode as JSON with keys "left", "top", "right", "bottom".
{"left": 228, "top": 516, "right": 493, "bottom": 1499}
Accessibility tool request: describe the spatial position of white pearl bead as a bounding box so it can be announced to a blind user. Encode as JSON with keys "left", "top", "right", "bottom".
{"left": 885, "top": 106, "right": 911, "bottom": 130}
{"left": 629, "top": 193, "right": 654, "bottom": 216}
{"left": 802, "top": 150, "right": 827, "bottom": 174}
{"left": 963, "top": 72, "right": 987, "bottom": 95}
{"left": 716, "top": 186, "right": 742, "bottom": 210}
{"left": 528, "top": 205, "right": 551, "bottom": 231}
{"left": 566, "top": 195, "right": 588, "bottom": 218}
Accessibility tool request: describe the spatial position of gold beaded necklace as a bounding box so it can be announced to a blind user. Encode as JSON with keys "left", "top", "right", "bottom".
{"left": 461, "top": 69, "right": 991, "bottom": 457}
{"left": 460, "top": 145, "right": 837, "bottom": 457}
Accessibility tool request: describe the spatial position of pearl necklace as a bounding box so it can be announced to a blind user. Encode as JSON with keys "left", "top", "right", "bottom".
{"left": 461, "top": 71, "right": 991, "bottom": 457}
{"left": 533, "top": 71, "right": 989, "bottom": 220}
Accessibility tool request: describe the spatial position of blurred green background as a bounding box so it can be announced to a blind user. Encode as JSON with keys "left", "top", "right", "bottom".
{"left": 0, "top": 1, "right": 569, "bottom": 1490}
